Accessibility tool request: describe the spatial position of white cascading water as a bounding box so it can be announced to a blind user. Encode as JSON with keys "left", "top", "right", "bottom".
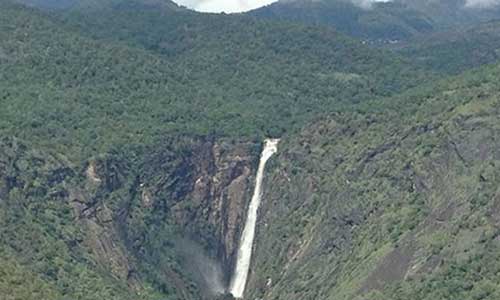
{"left": 229, "top": 138, "right": 279, "bottom": 299}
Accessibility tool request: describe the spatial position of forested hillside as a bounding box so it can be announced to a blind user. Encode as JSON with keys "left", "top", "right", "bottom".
{"left": 1, "top": 0, "right": 500, "bottom": 300}
{"left": 253, "top": 0, "right": 500, "bottom": 75}
{"left": 0, "top": 0, "right": 427, "bottom": 160}
{"left": 250, "top": 63, "right": 500, "bottom": 300}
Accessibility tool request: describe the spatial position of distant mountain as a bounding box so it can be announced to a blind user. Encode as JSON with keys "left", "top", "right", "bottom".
{"left": 252, "top": 0, "right": 435, "bottom": 41}
{"left": 251, "top": 0, "right": 500, "bottom": 41}
{"left": 13, "top": 0, "right": 181, "bottom": 10}
{"left": 12, "top": 0, "right": 78, "bottom": 9}
{"left": 394, "top": 20, "right": 500, "bottom": 74}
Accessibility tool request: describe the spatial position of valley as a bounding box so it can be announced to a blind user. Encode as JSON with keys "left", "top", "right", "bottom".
{"left": 1, "top": 0, "right": 500, "bottom": 299}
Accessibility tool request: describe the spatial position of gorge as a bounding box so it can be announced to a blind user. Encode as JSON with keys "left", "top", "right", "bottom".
{"left": 2, "top": 1, "right": 500, "bottom": 300}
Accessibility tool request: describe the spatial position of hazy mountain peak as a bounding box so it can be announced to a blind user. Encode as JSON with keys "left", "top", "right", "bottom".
{"left": 13, "top": 0, "right": 181, "bottom": 10}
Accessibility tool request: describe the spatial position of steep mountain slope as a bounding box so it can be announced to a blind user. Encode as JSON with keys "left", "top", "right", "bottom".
{"left": 248, "top": 63, "right": 500, "bottom": 300}
{"left": 0, "top": 138, "right": 154, "bottom": 300}
{"left": 0, "top": 133, "right": 258, "bottom": 300}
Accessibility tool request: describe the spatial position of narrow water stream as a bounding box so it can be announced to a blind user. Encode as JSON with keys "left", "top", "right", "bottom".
{"left": 229, "top": 139, "right": 279, "bottom": 298}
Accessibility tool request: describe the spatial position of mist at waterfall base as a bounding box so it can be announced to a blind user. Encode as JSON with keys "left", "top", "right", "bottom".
{"left": 229, "top": 139, "right": 279, "bottom": 298}
{"left": 174, "top": 238, "right": 226, "bottom": 297}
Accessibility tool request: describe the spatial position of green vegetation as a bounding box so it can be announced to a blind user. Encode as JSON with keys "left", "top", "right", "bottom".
{"left": 249, "top": 64, "right": 500, "bottom": 300}
{"left": 0, "top": 251, "right": 61, "bottom": 300}
{"left": 0, "top": 0, "right": 428, "bottom": 162}
{"left": 394, "top": 20, "right": 500, "bottom": 74}
{"left": 0, "top": 137, "right": 158, "bottom": 299}
{"left": 1, "top": 0, "right": 500, "bottom": 300}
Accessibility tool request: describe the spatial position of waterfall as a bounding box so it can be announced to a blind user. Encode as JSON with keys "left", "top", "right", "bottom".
{"left": 229, "top": 138, "right": 279, "bottom": 299}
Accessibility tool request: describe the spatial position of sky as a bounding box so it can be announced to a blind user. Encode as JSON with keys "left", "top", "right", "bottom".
{"left": 172, "top": 0, "right": 500, "bottom": 13}
{"left": 173, "top": 0, "right": 280, "bottom": 13}
{"left": 465, "top": 0, "right": 500, "bottom": 7}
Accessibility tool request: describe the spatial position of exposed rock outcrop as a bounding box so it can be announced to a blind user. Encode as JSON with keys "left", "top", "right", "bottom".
{"left": 141, "top": 139, "right": 257, "bottom": 280}
{"left": 70, "top": 186, "right": 139, "bottom": 287}
{"left": 189, "top": 141, "right": 255, "bottom": 276}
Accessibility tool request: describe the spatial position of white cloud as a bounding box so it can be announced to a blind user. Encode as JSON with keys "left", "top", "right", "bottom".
{"left": 173, "top": 0, "right": 279, "bottom": 13}
{"left": 465, "top": 0, "right": 500, "bottom": 8}
{"left": 172, "top": 0, "right": 500, "bottom": 13}
{"left": 352, "top": 0, "right": 391, "bottom": 9}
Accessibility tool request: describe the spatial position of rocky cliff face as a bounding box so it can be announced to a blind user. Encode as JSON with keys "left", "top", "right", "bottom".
{"left": 76, "top": 138, "right": 259, "bottom": 296}
{"left": 0, "top": 136, "right": 257, "bottom": 299}
{"left": 137, "top": 139, "right": 257, "bottom": 282}
{"left": 186, "top": 141, "right": 256, "bottom": 278}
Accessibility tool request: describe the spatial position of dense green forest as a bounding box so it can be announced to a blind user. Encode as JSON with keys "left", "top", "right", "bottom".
{"left": 252, "top": 0, "right": 500, "bottom": 75}
{"left": 1, "top": 0, "right": 500, "bottom": 299}
{"left": 0, "top": 0, "right": 428, "bottom": 160}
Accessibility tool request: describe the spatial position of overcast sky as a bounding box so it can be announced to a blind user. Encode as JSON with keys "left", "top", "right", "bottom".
{"left": 172, "top": 0, "right": 499, "bottom": 13}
